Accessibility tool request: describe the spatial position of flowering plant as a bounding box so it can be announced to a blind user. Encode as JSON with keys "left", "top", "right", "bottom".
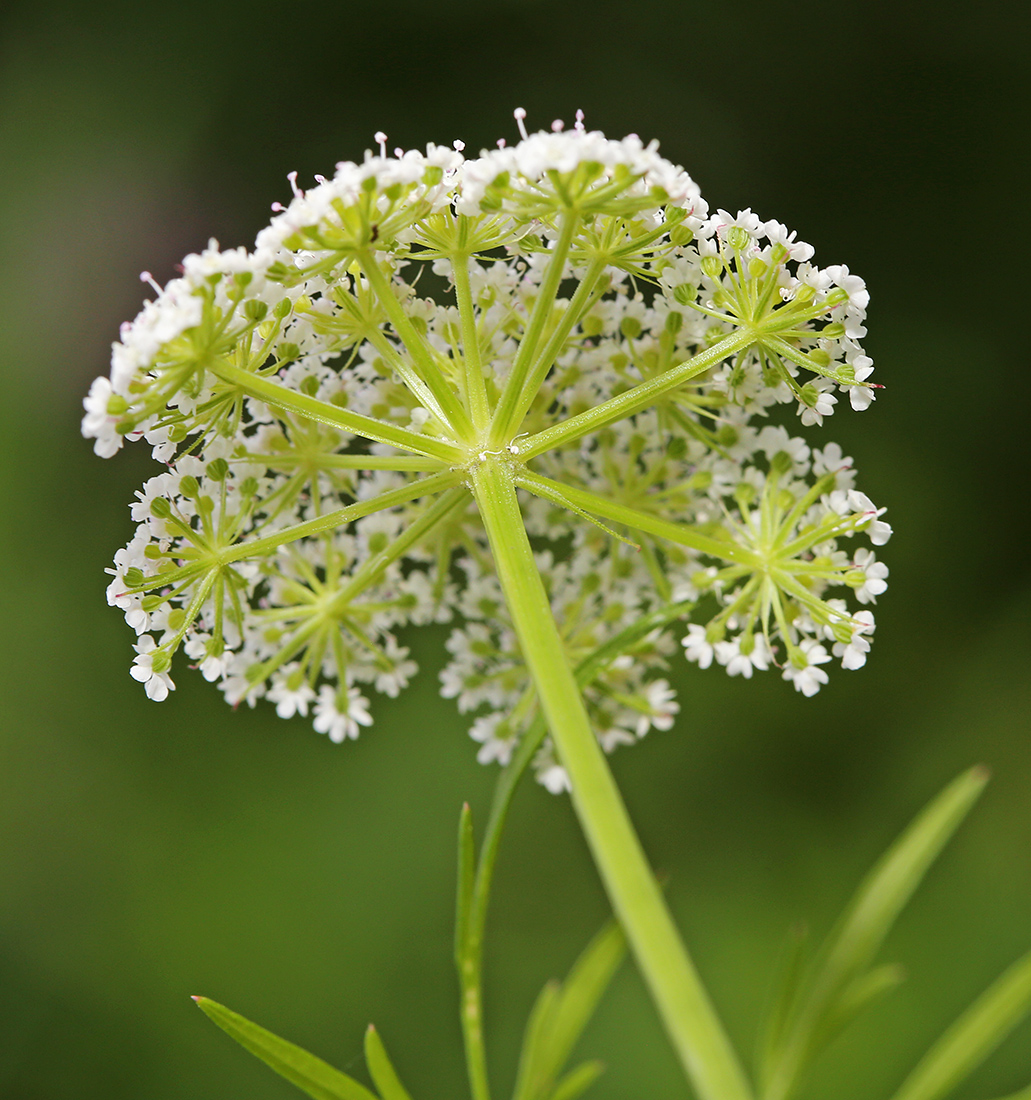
{"left": 84, "top": 111, "right": 1030, "bottom": 1100}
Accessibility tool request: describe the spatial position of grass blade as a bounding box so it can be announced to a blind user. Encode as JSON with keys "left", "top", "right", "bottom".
{"left": 193, "top": 997, "right": 377, "bottom": 1100}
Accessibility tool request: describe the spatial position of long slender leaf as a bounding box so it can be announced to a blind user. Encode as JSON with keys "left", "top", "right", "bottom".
{"left": 512, "top": 981, "right": 562, "bottom": 1100}
{"left": 815, "top": 768, "right": 989, "bottom": 1001}
{"left": 536, "top": 922, "right": 626, "bottom": 1088}
{"left": 891, "top": 947, "right": 1031, "bottom": 1100}
{"left": 984, "top": 1085, "right": 1031, "bottom": 1100}
{"left": 548, "top": 1062, "right": 606, "bottom": 1100}
{"left": 193, "top": 997, "right": 377, "bottom": 1100}
{"left": 763, "top": 766, "right": 989, "bottom": 1100}
{"left": 756, "top": 924, "right": 810, "bottom": 1084}
{"left": 512, "top": 922, "right": 626, "bottom": 1100}
{"left": 808, "top": 963, "right": 905, "bottom": 1055}
{"left": 364, "top": 1025, "right": 413, "bottom": 1100}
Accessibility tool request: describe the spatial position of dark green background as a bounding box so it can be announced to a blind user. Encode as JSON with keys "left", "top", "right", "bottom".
{"left": 1, "top": 2, "right": 1029, "bottom": 1097}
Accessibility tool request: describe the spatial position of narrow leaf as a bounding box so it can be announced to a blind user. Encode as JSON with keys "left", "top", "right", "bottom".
{"left": 816, "top": 767, "right": 989, "bottom": 999}
{"left": 548, "top": 1061, "right": 606, "bottom": 1100}
{"left": 536, "top": 922, "right": 626, "bottom": 1088}
{"left": 512, "top": 981, "right": 561, "bottom": 1100}
{"left": 984, "top": 1085, "right": 1031, "bottom": 1100}
{"left": 364, "top": 1025, "right": 413, "bottom": 1100}
{"left": 892, "top": 947, "right": 1031, "bottom": 1100}
{"left": 455, "top": 802, "right": 475, "bottom": 968}
{"left": 193, "top": 997, "right": 377, "bottom": 1100}
{"left": 810, "top": 963, "right": 906, "bottom": 1054}
{"left": 763, "top": 767, "right": 989, "bottom": 1100}
{"left": 757, "top": 924, "right": 810, "bottom": 1089}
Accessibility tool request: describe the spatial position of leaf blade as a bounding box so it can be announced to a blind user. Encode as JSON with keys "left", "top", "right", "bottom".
{"left": 193, "top": 997, "right": 378, "bottom": 1100}
{"left": 891, "top": 948, "right": 1031, "bottom": 1100}
{"left": 364, "top": 1025, "right": 413, "bottom": 1100}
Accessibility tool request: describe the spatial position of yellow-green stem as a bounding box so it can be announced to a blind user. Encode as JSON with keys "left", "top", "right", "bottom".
{"left": 470, "top": 458, "right": 753, "bottom": 1100}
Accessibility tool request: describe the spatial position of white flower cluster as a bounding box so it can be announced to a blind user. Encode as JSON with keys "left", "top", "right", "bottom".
{"left": 85, "top": 111, "right": 887, "bottom": 787}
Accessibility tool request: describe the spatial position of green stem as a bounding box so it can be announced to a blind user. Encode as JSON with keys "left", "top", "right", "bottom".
{"left": 236, "top": 453, "right": 443, "bottom": 472}
{"left": 357, "top": 252, "right": 474, "bottom": 438}
{"left": 223, "top": 470, "right": 463, "bottom": 565}
{"left": 519, "top": 330, "right": 755, "bottom": 459}
{"left": 470, "top": 458, "right": 753, "bottom": 1100}
{"left": 457, "top": 596, "right": 698, "bottom": 1100}
{"left": 452, "top": 254, "right": 491, "bottom": 432}
{"left": 490, "top": 213, "right": 579, "bottom": 442}
{"left": 502, "top": 256, "right": 609, "bottom": 437}
{"left": 209, "top": 361, "right": 464, "bottom": 463}
{"left": 515, "top": 469, "right": 756, "bottom": 566}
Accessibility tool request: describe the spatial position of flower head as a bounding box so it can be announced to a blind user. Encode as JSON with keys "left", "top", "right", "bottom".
{"left": 86, "top": 111, "right": 887, "bottom": 787}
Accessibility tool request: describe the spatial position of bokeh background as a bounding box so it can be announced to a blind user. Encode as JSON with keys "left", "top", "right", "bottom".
{"left": 1, "top": 2, "right": 1029, "bottom": 1098}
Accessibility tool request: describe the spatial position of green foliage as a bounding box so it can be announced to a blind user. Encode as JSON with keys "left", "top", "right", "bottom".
{"left": 192, "top": 997, "right": 378, "bottom": 1100}
{"left": 890, "top": 948, "right": 1031, "bottom": 1100}
{"left": 511, "top": 921, "right": 626, "bottom": 1100}
{"left": 364, "top": 1026, "right": 414, "bottom": 1100}
{"left": 759, "top": 766, "right": 991, "bottom": 1100}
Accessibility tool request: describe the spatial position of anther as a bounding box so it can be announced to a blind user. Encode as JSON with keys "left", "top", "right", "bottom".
{"left": 551, "top": 119, "right": 564, "bottom": 133}
{"left": 453, "top": 139, "right": 465, "bottom": 152}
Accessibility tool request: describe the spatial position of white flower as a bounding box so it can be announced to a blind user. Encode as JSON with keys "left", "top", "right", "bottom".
{"left": 833, "top": 611, "right": 876, "bottom": 670}
{"left": 714, "top": 635, "right": 772, "bottom": 679}
{"left": 851, "top": 548, "right": 889, "bottom": 604}
{"left": 682, "top": 624, "right": 715, "bottom": 669}
{"left": 268, "top": 670, "right": 316, "bottom": 718}
{"left": 313, "top": 686, "right": 373, "bottom": 743}
{"left": 782, "top": 640, "right": 831, "bottom": 697}
{"left": 129, "top": 636, "right": 175, "bottom": 701}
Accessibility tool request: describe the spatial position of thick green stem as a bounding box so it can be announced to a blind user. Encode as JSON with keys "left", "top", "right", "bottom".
{"left": 471, "top": 458, "right": 753, "bottom": 1100}
{"left": 456, "top": 597, "right": 697, "bottom": 1100}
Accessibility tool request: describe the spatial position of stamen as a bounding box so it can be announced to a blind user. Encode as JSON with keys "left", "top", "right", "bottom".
{"left": 287, "top": 170, "right": 303, "bottom": 198}
{"left": 551, "top": 119, "right": 564, "bottom": 133}
{"left": 574, "top": 108, "right": 585, "bottom": 132}
{"left": 139, "top": 271, "right": 162, "bottom": 296}
{"left": 513, "top": 107, "right": 528, "bottom": 141}
{"left": 453, "top": 139, "right": 465, "bottom": 152}
{"left": 374, "top": 131, "right": 388, "bottom": 158}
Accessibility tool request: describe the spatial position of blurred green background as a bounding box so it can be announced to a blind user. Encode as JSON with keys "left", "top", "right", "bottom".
{"left": 1, "top": 1, "right": 1029, "bottom": 1097}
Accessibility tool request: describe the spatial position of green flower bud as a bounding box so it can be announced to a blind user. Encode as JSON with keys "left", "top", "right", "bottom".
{"left": 207, "top": 458, "right": 229, "bottom": 481}
{"left": 700, "top": 255, "right": 723, "bottom": 280}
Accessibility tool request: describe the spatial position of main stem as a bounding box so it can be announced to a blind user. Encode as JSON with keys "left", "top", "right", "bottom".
{"left": 470, "top": 459, "right": 753, "bottom": 1100}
